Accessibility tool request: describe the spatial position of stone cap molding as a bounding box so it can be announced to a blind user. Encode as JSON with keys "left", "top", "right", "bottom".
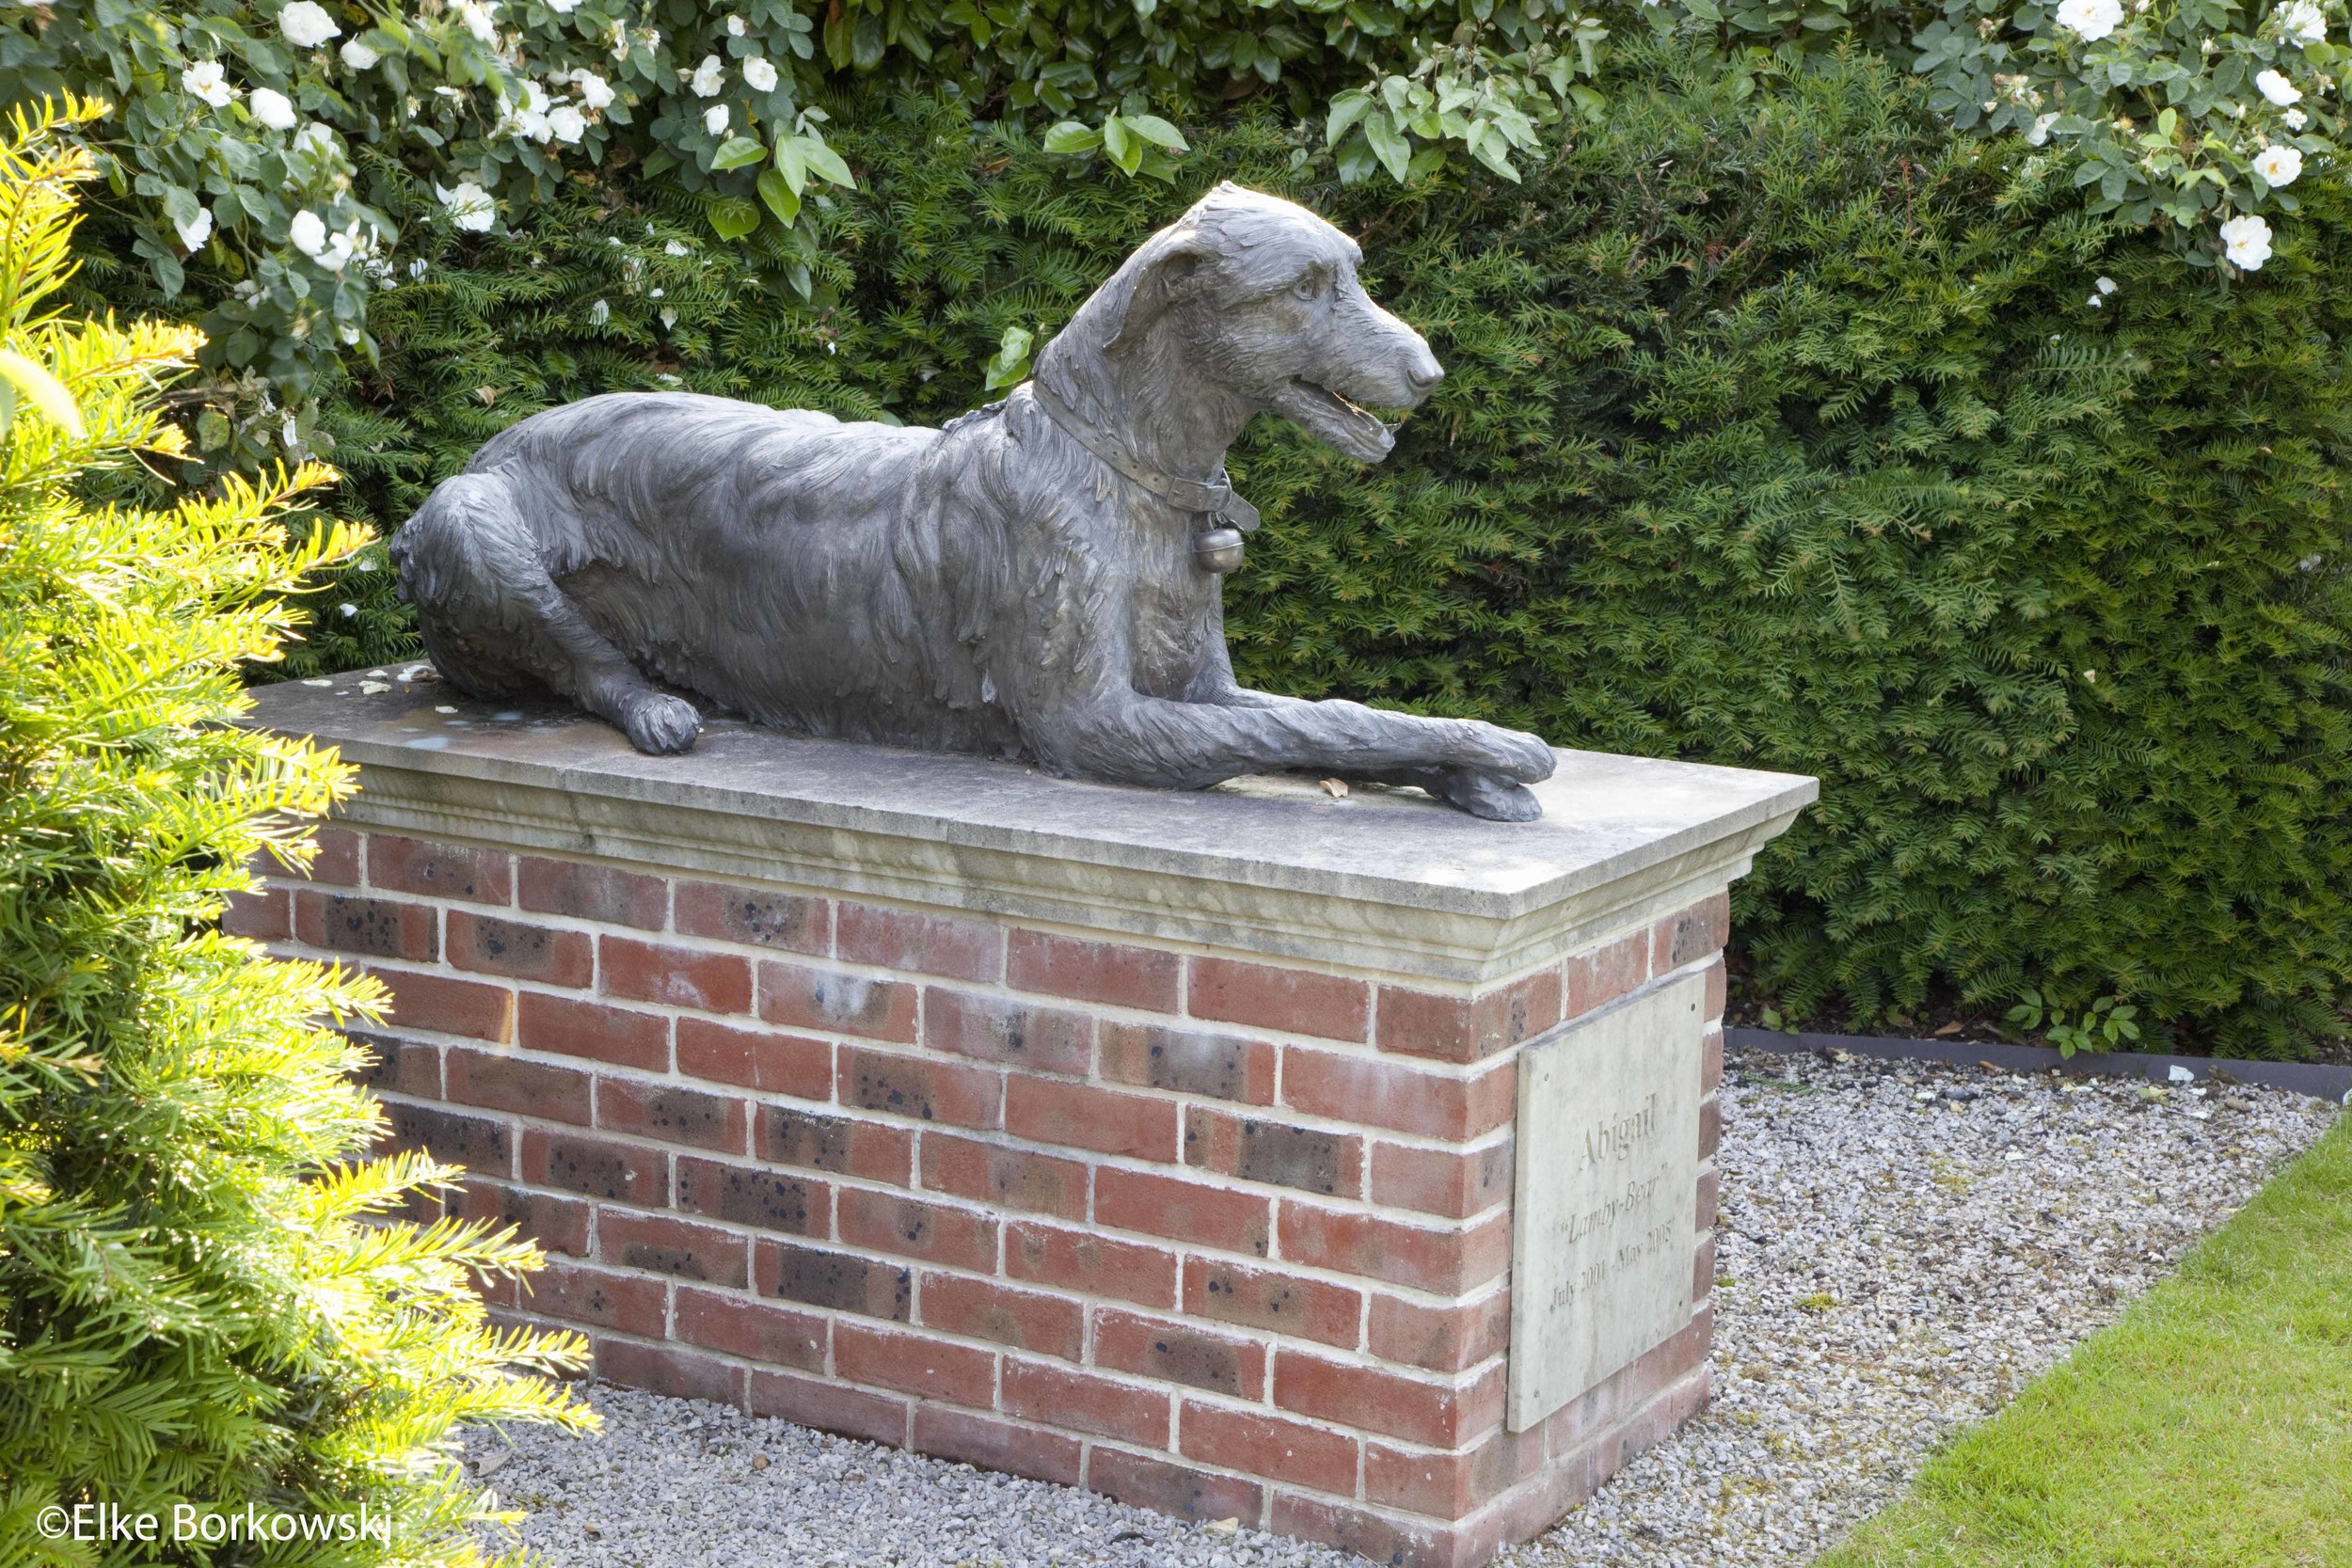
{"left": 245, "top": 675, "right": 1817, "bottom": 987}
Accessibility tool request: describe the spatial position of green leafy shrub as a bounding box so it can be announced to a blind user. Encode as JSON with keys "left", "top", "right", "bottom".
{"left": 278, "top": 50, "right": 2352, "bottom": 1057}
{"left": 0, "top": 100, "right": 588, "bottom": 1563}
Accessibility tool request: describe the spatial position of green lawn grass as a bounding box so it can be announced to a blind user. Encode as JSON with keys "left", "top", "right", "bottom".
{"left": 1816, "top": 1114, "right": 2352, "bottom": 1568}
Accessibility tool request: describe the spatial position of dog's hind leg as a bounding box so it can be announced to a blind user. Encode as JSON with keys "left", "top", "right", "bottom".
{"left": 391, "top": 473, "right": 703, "bottom": 755}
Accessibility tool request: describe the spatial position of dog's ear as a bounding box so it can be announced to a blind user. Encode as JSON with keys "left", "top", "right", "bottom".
{"left": 1102, "top": 229, "right": 1214, "bottom": 355}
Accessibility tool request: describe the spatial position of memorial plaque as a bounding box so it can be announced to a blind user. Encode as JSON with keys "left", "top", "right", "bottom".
{"left": 1507, "top": 971, "right": 1705, "bottom": 1431}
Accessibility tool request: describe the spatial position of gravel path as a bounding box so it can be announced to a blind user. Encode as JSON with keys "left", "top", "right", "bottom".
{"left": 468, "top": 1050, "right": 2338, "bottom": 1568}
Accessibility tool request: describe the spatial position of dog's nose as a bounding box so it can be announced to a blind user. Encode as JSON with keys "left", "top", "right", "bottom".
{"left": 1404, "top": 350, "right": 1444, "bottom": 395}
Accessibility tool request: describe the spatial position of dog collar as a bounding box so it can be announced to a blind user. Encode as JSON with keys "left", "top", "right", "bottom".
{"left": 1028, "top": 380, "right": 1263, "bottom": 540}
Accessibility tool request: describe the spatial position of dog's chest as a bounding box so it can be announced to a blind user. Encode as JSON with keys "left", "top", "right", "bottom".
{"left": 1125, "top": 546, "right": 1223, "bottom": 698}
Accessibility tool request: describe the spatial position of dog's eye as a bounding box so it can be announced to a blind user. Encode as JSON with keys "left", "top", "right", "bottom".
{"left": 1292, "top": 273, "right": 1324, "bottom": 301}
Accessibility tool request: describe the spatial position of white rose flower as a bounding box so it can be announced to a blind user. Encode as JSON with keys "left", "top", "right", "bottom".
{"left": 2284, "top": 105, "right": 2310, "bottom": 128}
{"left": 548, "top": 104, "right": 587, "bottom": 143}
{"left": 547, "top": 0, "right": 581, "bottom": 11}
{"left": 690, "top": 54, "right": 725, "bottom": 96}
{"left": 609, "top": 20, "right": 629, "bottom": 57}
{"left": 726, "top": 13, "right": 746, "bottom": 33}
{"left": 573, "top": 70, "right": 615, "bottom": 110}
{"left": 278, "top": 1, "right": 342, "bottom": 48}
{"left": 340, "top": 38, "right": 380, "bottom": 69}
{"left": 513, "top": 108, "right": 552, "bottom": 141}
{"left": 174, "top": 206, "right": 214, "bottom": 251}
{"left": 453, "top": 0, "right": 498, "bottom": 43}
{"left": 2254, "top": 143, "right": 2303, "bottom": 184}
{"left": 436, "top": 180, "right": 497, "bottom": 231}
{"left": 742, "top": 55, "right": 778, "bottom": 92}
{"left": 249, "top": 86, "right": 298, "bottom": 130}
{"left": 182, "top": 60, "right": 238, "bottom": 108}
{"left": 2280, "top": 0, "right": 2328, "bottom": 45}
{"left": 2027, "top": 112, "right": 2059, "bottom": 145}
{"left": 703, "top": 103, "right": 729, "bottom": 135}
{"left": 2219, "top": 212, "right": 2274, "bottom": 269}
{"left": 2255, "top": 68, "right": 2303, "bottom": 104}
{"left": 288, "top": 208, "right": 329, "bottom": 258}
{"left": 294, "top": 120, "right": 336, "bottom": 154}
{"left": 2054, "top": 0, "right": 2123, "bottom": 40}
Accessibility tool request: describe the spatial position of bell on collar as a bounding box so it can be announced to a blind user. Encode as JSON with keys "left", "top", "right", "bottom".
{"left": 1194, "top": 526, "right": 1247, "bottom": 574}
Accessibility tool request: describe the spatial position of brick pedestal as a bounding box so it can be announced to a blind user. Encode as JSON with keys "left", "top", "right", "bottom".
{"left": 241, "top": 678, "right": 1811, "bottom": 1568}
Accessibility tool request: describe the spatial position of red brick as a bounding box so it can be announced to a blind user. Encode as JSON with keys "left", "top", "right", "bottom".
{"left": 597, "top": 1076, "right": 749, "bottom": 1153}
{"left": 598, "top": 1209, "right": 751, "bottom": 1287}
{"left": 1184, "top": 1109, "right": 1360, "bottom": 1197}
{"left": 1094, "top": 1307, "right": 1265, "bottom": 1399}
{"left": 838, "top": 1045, "right": 1000, "bottom": 1129}
{"left": 838, "top": 1188, "right": 998, "bottom": 1272}
{"left": 676, "top": 1155, "right": 826, "bottom": 1235}
{"left": 523, "top": 1259, "right": 665, "bottom": 1335}
{"left": 675, "top": 1287, "right": 827, "bottom": 1370}
{"left": 676, "top": 1017, "right": 833, "bottom": 1099}
{"left": 600, "top": 936, "right": 753, "bottom": 1015}
{"left": 1007, "top": 929, "right": 1181, "bottom": 1012}
{"left": 1087, "top": 1448, "right": 1263, "bottom": 1525}
{"left": 1005, "top": 1221, "right": 1178, "bottom": 1310}
{"left": 456, "top": 1180, "right": 591, "bottom": 1256}
{"left": 1278, "top": 1204, "right": 1511, "bottom": 1295}
{"left": 295, "top": 825, "right": 361, "bottom": 885}
{"left": 383, "top": 1102, "right": 511, "bottom": 1176}
{"left": 914, "top": 1405, "right": 1082, "bottom": 1485}
{"left": 446, "top": 911, "right": 593, "bottom": 987}
{"left": 369, "top": 834, "right": 511, "bottom": 904}
{"left": 839, "top": 903, "right": 1003, "bottom": 982}
{"left": 1368, "top": 1291, "right": 1512, "bottom": 1373}
{"left": 1369, "top": 1139, "right": 1514, "bottom": 1219}
{"left": 920, "top": 1132, "right": 1089, "bottom": 1222}
{"left": 1184, "top": 1258, "right": 1360, "bottom": 1349}
{"left": 297, "top": 891, "right": 437, "bottom": 961}
{"left": 1268, "top": 1495, "right": 1457, "bottom": 1567}
{"left": 594, "top": 1338, "right": 744, "bottom": 1407}
{"left": 1697, "top": 1168, "right": 1720, "bottom": 1231}
{"left": 1653, "top": 892, "right": 1731, "bottom": 973}
{"left": 759, "top": 1103, "right": 914, "bottom": 1184}
{"left": 521, "top": 1129, "right": 666, "bottom": 1206}
{"left": 919, "top": 1272, "right": 1083, "bottom": 1360}
{"left": 1702, "top": 1026, "right": 1724, "bottom": 1094}
{"left": 1180, "top": 1402, "right": 1359, "bottom": 1497}
{"left": 1273, "top": 1353, "right": 1504, "bottom": 1448}
{"left": 1565, "top": 929, "right": 1649, "bottom": 1020}
{"left": 834, "top": 1323, "right": 995, "bottom": 1406}
{"left": 347, "top": 1028, "right": 439, "bottom": 1097}
{"left": 749, "top": 1369, "right": 908, "bottom": 1446}
{"left": 1364, "top": 1428, "right": 1542, "bottom": 1518}
{"left": 1002, "top": 1360, "right": 1170, "bottom": 1448}
{"left": 1280, "top": 1049, "right": 1515, "bottom": 1142}
{"left": 366, "top": 965, "right": 514, "bottom": 1043}
{"left": 1096, "top": 1168, "right": 1270, "bottom": 1257}
{"left": 222, "top": 887, "right": 290, "bottom": 940}
{"left": 1101, "top": 1022, "right": 1275, "bottom": 1104}
{"left": 1700, "top": 1092, "right": 1721, "bottom": 1159}
{"left": 1188, "top": 957, "right": 1369, "bottom": 1043}
{"left": 1703, "top": 955, "right": 1727, "bottom": 1022}
{"left": 757, "top": 1241, "right": 911, "bottom": 1321}
{"left": 925, "top": 990, "right": 1091, "bottom": 1076}
{"left": 1694, "top": 1231, "right": 1716, "bottom": 1300}
{"left": 762, "top": 961, "right": 919, "bottom": 1042}
{"left": 1375, "top": 969, "right": 1563, "bottom": 1065}
{"left": 1006, "top": 1076, "right": 1178, "bottom": 1161}
{"left": 444, "top": 1046, "right": 592, "bottom": 1125}
{"left": 516, "top": 991, "right": 669, "bottom": 1070}
{"left": 518, "top": 857, "right": 667, "bottom": 928}
{"left": 675, "top": 880, "right": 831, "bottom": 953}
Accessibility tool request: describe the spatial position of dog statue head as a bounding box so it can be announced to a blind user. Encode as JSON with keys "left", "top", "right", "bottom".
{"left": 1040, "top": 182, "right": 1443, "bottom": 463}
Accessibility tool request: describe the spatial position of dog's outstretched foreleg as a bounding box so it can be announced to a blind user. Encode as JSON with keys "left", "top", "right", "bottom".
{"left": 1040, "top": 693, "right": 1555, "bottom": 821}
{"left": 394, "top": 473, "right": 702, "bottom": 755}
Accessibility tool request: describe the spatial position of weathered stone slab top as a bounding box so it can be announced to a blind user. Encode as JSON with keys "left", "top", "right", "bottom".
{"left": 246, "top": 672, "right": 1816, "bottom": 985}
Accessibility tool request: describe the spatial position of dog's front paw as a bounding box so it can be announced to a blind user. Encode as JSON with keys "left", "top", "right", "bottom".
{"left": 618, "top": 692, "right": 703, "bottom": 755}
{"left": 1463, "top": 723, "right": 1556, "bottom": 784}
{"left": 1430, "top": 767, "right": 1544, "bottom": 822}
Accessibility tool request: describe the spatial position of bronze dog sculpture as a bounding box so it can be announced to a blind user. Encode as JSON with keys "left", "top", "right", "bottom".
{"left": 391, "top": 183, "right": 1556, "bottom": 819}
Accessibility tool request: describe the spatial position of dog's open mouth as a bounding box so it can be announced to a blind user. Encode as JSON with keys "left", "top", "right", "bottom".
{"left": 1270, "top": 377, "right": 1397, "bottom": 462}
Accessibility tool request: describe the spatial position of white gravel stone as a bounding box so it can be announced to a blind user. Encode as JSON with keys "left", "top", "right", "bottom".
{"left": 471, "top": 1049, "right": 2337, "bottom": 1568}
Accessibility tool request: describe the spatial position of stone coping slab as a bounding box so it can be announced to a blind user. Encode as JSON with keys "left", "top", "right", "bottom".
{"left": 245, "top": 672, "right": 1817, "bottom": 986}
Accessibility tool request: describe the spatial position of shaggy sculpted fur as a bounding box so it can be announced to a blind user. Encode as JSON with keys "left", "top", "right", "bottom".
{"left": 391, "top": 183, "right": 1556, "bottom": 818}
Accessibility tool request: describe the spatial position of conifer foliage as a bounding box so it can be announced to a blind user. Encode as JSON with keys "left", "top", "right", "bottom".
{"left": 0, "top": 101, "right": 588, "bottom": 1564}
{"left": 249, "top": 51, "right": 2352, "bottom": 1057}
